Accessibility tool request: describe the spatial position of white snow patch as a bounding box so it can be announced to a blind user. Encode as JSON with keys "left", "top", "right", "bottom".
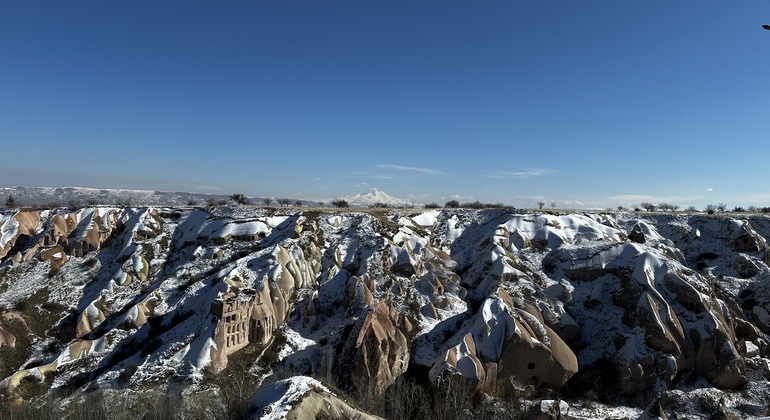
{"left": 250, "top": 376, "right": 331, "bottom": 420}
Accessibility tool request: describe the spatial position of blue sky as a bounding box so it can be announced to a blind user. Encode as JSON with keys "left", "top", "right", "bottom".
{"left": 2, "top": 1, "right": 769, "bottom": 209}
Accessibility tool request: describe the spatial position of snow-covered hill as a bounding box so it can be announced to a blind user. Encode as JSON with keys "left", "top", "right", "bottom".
{"left": 1, "top": 207, "right": 770, "bottom": 419}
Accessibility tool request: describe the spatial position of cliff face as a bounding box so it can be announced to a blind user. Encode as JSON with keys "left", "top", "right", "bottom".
{"left": 1, "top": 207, "right": 770, "bottom": 417}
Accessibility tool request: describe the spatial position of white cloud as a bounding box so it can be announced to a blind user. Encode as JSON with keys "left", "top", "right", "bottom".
{"left": 485, "top": 168, "right": 555, "bottom": 179}
{"left": 706, "top": 188, "right": 714, "bottom": 192}
{"left": 374, "top": 164, "right": 447, "bottom": 176}
{"left": 561, "top": 200, "right": 585, "bottom": 208}
{"left": 610, "top": 194, "right": 655, "bottom": 202}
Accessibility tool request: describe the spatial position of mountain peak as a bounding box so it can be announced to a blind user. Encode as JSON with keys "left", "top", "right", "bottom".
{"left": 337, "top": 188, "right": 411, "bottom": 207}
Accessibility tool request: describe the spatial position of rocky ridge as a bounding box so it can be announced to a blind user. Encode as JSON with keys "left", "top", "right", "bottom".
{"left": 0, "top": 207, "right": 769, "bottom": 418}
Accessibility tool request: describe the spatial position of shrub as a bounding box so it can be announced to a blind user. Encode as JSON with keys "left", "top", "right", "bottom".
{"left": 445, "top": 200, "right": 460, "bottom": 208}
{"left": 732, "top": 206, "right": 745, "bottom": 212}
{"left": 424, "top": 203, "right": 440, "bottom": 209}
{"left": 705, "top": 204, "right": 717, "bottom": 214}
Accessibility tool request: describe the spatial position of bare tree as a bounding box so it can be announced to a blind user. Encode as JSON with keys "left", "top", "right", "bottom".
{"left": 262, "top": 197, "right": 273, "bottom": 206}
{"left": 294, "top": 200, "right": 303, "bottom": 207}
{"left": 717, "top": 202, "right": 727, "bottom": 212}
{"left": 384, "top": 378, "right": 430, "bottom": 420}
{"left": 317, "top": 201, "right": 324, "bottom": 208}
{"left": 686, "top": 205, "right": 698, "bottom": 212}
{"left": 4, "top": 195, "right": 16, "bottom": 208}
{"left": 445, "top": 200, "right": 460, "bottom": 208}
{"left": 640, "top": 202, "right": 656, "bottom": 212}
{"left": 550, "top": 201, "right": 556, "bottom": 210}
{"left": 277, "top": 198, "right": 291, "bottom": 207}
{"left": 705, "top": 204, "right": 717, "bottom": 214}
{"left": 537, "top": 201, "right": 545, "bottom": 210}
{"left": 230, "top": 194, "right": 250, "bottom": 205}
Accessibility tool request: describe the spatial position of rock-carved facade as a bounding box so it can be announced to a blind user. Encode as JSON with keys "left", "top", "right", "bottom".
{"left": 211, "top": 290, "right": 276, "bottom": 364}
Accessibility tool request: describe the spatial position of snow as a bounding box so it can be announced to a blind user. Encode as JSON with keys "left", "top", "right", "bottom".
{"left": 412, "top": 210, "right": 440, "bottom": 227}
{"left": 249, "top": 376, "right": 331, "bottom": 420}
{"left": 3, "top": 204, "right": 770, "bottom": 418}
{"left": 335, "top": 188, "right": 411, "bottom": 208}
{"left": 0, "top": 214, "right": 19, "bottom": 248}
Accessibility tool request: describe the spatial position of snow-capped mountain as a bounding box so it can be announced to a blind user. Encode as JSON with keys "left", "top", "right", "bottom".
{"left": 334, "top": 188, "right": 412, "bottom": 207}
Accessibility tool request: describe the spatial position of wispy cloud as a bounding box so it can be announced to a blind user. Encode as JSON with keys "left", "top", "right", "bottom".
{"left": 336, "top": 172, "right": 395, "bottom": 180}
{"left": 608, "top": 194, "right": 701, "bottom": 204}
{"left": 194, "top": 185, "right": 219, "bottom": 191}
{"left": 375, "top": 164, "right": 447, "bottom": 176}
{"left": 485, "top": 168, "right": 555, "bottom": 179}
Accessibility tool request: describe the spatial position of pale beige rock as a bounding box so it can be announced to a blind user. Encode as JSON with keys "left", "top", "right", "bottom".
{"left": 40, "top": 245, "right": 68, "bottom": 268}
{"left": 0, "top": 326, "right": 15, "bottom": 349}
{"left": 76, "top": 303, "right": 106, "bottom": 337}
{"left": 347, "top": 301, "right": 410, "bottom": 396}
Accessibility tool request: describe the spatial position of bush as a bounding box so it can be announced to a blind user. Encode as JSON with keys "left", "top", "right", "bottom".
{"left": 705, "top": 204, "right": 717, "bottom": 214}
{"left": 424, "top": 203, "right": 440, "bottom": 209}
